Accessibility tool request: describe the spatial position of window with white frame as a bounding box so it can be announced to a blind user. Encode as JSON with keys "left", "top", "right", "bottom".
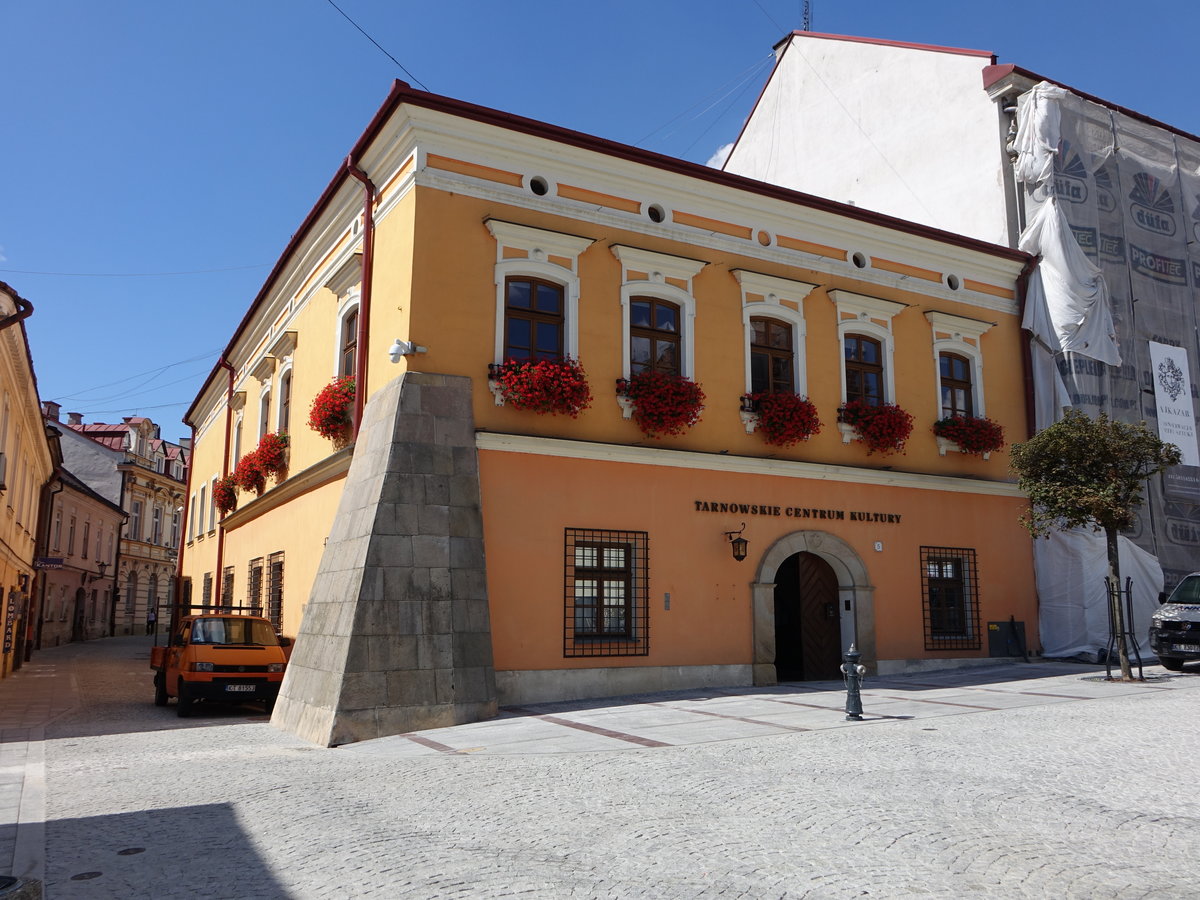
{"left": 258, "top": 388, "right": 271, "bottom": 441}
{"left": 130, "top": 502, "right": 142, "bottom": 542}
{"left": 611, "top": 245, "right": 704, "bottom": 397}
{"left": 197, "top": 486, "right": 206, "bottom": 535}
{"left": 278, "top": 369, "right": 293, "bottom": 433}
{"left": 188, "top": 493, "right": 197, "bottom": 542}
{"left": 339, "top": 308, "right": 358, "bottom": 378}
{"left": 734, "top": 270, "right": 816, "bottom": 398}
{"left": 924, "top": 311, "right": 993, "bottom": 422}
{"left": 486, "top": 220, "right": 594, "bottom": 371}
{"left": 208, "top": 477, "right": 217, "bottom": 532}
{"left": 151, "top": 506, "right": 162, "bottom": 545}
{"left": 81, "top": 521, "right": 90, "bottom": 559}
{"left": 830, "top": 291, "right": 906, "bottom": 407}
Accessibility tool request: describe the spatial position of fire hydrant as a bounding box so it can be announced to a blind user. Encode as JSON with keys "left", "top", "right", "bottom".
{"left": 841, "top": 643, "right": 867, "bottom": 720}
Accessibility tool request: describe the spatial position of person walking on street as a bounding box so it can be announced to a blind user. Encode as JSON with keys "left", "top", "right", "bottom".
{"left": 146, "top": 607, "right": 157, "bottom": 635}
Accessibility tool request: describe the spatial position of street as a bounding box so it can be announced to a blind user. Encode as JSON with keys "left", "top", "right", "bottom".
{"left": 3, "top": 635, "right": 1199, "bottom": 898}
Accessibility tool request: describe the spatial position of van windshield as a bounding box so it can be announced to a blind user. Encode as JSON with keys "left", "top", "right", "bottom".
{"left": 190, "top": 618, "right": 279, "bottom": 646}
{"left": 1166, "top": 575, "right": 1200, "bottom": 605}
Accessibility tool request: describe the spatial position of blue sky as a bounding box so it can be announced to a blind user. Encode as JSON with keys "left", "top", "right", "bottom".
{"left": 5, "top": 0, "right": 1198, "bottom": 442}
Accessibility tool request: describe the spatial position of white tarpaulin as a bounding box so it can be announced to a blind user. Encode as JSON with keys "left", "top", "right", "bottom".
{"left": 1018, "top": 198, "right": 1120, "bottom": 365}
{"left": 1035, "top": 528, "right": 1163, "bottom": 660}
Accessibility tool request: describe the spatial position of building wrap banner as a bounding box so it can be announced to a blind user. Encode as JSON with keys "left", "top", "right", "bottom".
{"left": 1017, "top": 84, "right": 1200, "bottom": 591}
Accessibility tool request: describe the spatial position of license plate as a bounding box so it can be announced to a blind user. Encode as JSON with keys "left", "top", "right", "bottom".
{"left": 1170, "top": 643, "right": 1200, "bottom": 653}
{"left": 225, "top": 684, "right": 257, "bottom": 693}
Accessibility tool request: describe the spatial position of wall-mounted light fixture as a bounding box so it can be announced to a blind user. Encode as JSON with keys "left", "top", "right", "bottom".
{"left": 723, "top": 522, "right": 749, "bottom": 562}
{"left": 88, "top": 561, "right": 109, "bottom": 583}
{"left": 388, "top": 339, "right": 428, "bottom": 363}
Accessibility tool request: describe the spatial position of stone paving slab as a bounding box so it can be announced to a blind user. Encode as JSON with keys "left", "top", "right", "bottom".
{"left": 5, "top": 636, "right": 1200, "bottom": 899}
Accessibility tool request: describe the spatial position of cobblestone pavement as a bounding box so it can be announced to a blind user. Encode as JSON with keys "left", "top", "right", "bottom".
{"left": 3, "top": 635, "right": 1199, "bottom": 898}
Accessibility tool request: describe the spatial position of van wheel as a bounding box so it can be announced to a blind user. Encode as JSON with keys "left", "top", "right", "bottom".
{"left": 177, "top": 682, "right": 194, "bottom": 717}
{"left": 1159, "top": 657, "right": 1185, "bottom": 671}
{"left": 154, "top": 674, "right": 168, "bottom": 707}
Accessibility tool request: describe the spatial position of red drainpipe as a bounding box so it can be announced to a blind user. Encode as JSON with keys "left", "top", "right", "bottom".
{"left": 173, "top": 421, "right": 196, "bottom": 635}
{"left": 0, "top": 294, "right": 34, "bottom": 332}
{"left": 211, "top": 359, "right": 236, "bottom": 606}
{"left": 1016, "top": 254, "right": 1041, "bottom": 441}
{"left": 345, "top": 155, "right": 376, "bottom": 437}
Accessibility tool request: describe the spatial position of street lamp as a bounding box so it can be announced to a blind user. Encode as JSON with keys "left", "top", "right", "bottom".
{"left": 723, "top": 523, "right": 749, "bottom": 562}
{"left": 89, "top": 561, "right": 109, "bottom": 583}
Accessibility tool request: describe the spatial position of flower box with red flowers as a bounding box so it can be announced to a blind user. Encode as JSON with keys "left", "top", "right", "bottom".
{"left": 741, "top": 392, "right": 822, "bottom": 447}
{"left": 837, "top": 399, "right": 915, "bottom": 456}
{"left": 256, "top": 431, "right": 289, "bottom": 479}
{"left": 617, "top": 370, "right": 705, "bottom": 438}
{"left": 488, "top": 357, "right": 592, "bottom": 417}
{"left": 308, "top": 376, "right": 355, "bottom": 444}
{"left": 213, "top": 476, "right": 238, "bottom": 516}
{"left": 932, "top": 414, "right": 1005, "bottom": 458}
{"left": 233, "top": 452, "right": 266, "bottom": 496}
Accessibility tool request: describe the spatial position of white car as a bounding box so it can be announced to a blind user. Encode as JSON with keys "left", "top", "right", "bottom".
{"left": 1149, "top": 573, "right": 1200, "bottom": 671}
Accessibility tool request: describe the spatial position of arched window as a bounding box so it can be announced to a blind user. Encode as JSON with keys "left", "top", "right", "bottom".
{"left": 939, "top": 353, "right": 974, "bottom": 418}
{"left": 340, "top": 309, "right": 358, "bottom": 378}
{"left": 751, "top": 317, "right": 795, "bottom": 394}
{"left": 278, "top": 371, "right": 293, "bottom": 433}
{"left": 844, "top": 334, "right": 884, "bottom": 406}
{"left": 630, "top": 297, "right": 682, "bottom": 376}
{"left": 504, "top": 277, "right": 564, "bottom": 361}
{"left": 258, "top": 390, "right": 271, "bottom": 440}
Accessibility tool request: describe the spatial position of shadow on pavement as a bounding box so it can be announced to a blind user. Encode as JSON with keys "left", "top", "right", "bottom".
{"left": 46, "top": 803, "right": 294, "bottom": 899}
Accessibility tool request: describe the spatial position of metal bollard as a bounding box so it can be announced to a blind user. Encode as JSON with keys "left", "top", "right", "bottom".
{"left": 841, "top": 643, "right": 867, "bottom": 720}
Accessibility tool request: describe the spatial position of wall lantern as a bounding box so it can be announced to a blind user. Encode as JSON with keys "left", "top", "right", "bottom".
{"left": 723, "top": 523, "right": 749, "bottom": 562}
{"left": 89, "top": 561, "right": 109, "bottom": 583}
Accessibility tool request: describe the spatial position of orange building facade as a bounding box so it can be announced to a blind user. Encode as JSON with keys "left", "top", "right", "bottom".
{"left": 182, "top": 82, "right": 1037, "bottom": 721}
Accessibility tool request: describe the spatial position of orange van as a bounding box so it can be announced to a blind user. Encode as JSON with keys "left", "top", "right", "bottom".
{"left": 151, "top": 613, "right": 291, "bottom": 717}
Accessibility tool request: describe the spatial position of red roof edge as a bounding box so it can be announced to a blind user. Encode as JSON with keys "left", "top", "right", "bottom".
{"left": 186, "top": 77, "right": 1029, "bottom": 423}
{"left": 982, "top": 63, "right": 1200, "bottom": 146}
{"left": 785, "top": 30, "right": 996, "bottom": 61}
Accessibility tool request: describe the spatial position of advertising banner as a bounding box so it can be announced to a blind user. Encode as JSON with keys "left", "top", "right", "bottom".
{"left": 1148, "top": 341, "right": 1200, "bottom": 466}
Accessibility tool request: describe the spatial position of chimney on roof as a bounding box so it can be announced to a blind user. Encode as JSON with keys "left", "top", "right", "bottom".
{"left": 67, "top": 412, "right": 83, "bottom": 426}
{"left": 42, "top": 401, "right": 61, "bottom": 421}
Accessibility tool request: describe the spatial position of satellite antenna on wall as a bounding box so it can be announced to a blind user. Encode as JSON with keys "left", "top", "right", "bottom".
{"left": 802, "top": 1, "right": 812, "bottom": 31}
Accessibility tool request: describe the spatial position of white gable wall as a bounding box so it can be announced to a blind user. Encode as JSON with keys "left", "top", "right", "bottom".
{"left": 725, "top": 35, "right": 1011, "bottom": 246}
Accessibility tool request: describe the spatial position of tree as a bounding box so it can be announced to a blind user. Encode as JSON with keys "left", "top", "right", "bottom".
{"left": 1010, "top": 409, "right": 1181, "bottom": 680}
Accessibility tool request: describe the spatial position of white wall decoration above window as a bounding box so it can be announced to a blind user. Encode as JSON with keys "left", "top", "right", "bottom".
{"left": 925, "top": 310, "right": 995, "bottom": 455}
{"left": 733, "top": 270, "right": 817, "bottom": 433}
{"left": 485, "top": 219, "right": 594, "bottom": 404}
{"left": 829, "top": 290, "right": 907, "bottom": 443}
{"left": 611, "top": 244, "right": 706, "bottom": 418}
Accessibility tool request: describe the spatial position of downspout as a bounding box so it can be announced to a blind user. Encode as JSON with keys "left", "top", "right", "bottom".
{"left": 212, "top": 360, "right": 236, "bottom": 607}
{"left": 345, "top": 155, "right": 376, "bottom": 437}
{"left": 0, "top": 294, "right": 33, "bottom": 332}
{"left": 1016, "top": 254, "right": 1041, "bottom": 440}
{"left": 33, "top": 475, "right": 63, "bottom": 654}
{"left": 108, "top": 471, "right": 127, "bottom": 637}
{"left": 172, "top": 423, "right": 196, "bottom": 638}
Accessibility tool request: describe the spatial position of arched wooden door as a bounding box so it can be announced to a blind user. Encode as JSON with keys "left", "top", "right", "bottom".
{"left": 773, "top": 551, "right": 842, "bottom": 681}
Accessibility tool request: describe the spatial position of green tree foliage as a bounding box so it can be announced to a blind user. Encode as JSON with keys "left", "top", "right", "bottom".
{"left": 1010, "top": 409, "right": 1181, "bottom": 679}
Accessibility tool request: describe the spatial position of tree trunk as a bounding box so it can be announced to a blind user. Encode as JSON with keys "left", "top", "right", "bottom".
{"left": 1105, "top": 527, "right": 1134, "bottom": 681}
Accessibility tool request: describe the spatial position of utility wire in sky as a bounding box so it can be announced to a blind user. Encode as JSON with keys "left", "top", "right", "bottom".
{"left": 0, "top": 264, "right": 268, "bottom": 277}
{"left": 633, "top": 53, "right": 773, "bottom": 149}
{"left": 53, "top": 349, "right": 222, "bottom": 402}
{"left": 324, "top": 0, "right": 430, "bottom": 91}
{"left": 750, "top": 0, "right": 787, "bottom": 35}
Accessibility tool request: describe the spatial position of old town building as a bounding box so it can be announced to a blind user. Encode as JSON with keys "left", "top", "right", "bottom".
{"left": 1, "top": 283, "right": 55, "bottom": 677}
{"left": 723, "top": 30, "right": 1200, "bottom": 657}
{"left": 180, "top": 81, "right": 1038, "bottom": 745}
{"left": 52, "top": 409, "right": 189, "bottom": 636}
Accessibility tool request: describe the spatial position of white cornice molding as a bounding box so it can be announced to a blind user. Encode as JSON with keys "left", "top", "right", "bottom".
{"left": 324, "top": 254, "right": 364, "bottom": 298}
{"left": 485, "top": 219, "right": 595, "bottom": 262}
{"left": 733, "top": 269, "right": 818, "bottom": 304}
{"left": 829, "top": 290, "right": 908, "bottom": 323}
{"left": 475, "top": 432, "right": 1023, "bottom": 497}
{"left": 269, "top": 331, "right": 299, "bottom": 360}
{"left": 924, "top": 310, "right": 995, "bottom": 341}
{"left": 611, "top": 244, "right": 706, "bottom": 283}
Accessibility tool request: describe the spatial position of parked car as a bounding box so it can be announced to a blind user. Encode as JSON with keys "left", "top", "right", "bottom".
{"left": 1149, "top": 573, "right": 1200, "bottom": 671}
{"left": 152, "top": 611, "right": 291, "bottom": 716}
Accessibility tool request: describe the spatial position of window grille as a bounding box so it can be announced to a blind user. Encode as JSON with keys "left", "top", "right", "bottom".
{"left": 248, "top": 558, "right": 264, "bottom": 616}
{"left": 221, "top": 566, "right": 235, "bottom": 609}
{"left": 920, "top": 547, "right": 981, "bottom": 651}
{"left": 267, "top": 551, "right": 284, "bottom": 630}
{"left": 564, "top": 528, "right": 648, "bottom": 658}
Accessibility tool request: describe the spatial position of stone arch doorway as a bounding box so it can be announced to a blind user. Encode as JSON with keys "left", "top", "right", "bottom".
{"left": 750, "top": 530, "right": 874, "bottom": 685}
{"left": 774, "top": 552, "right": 842, "bottom": 681}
